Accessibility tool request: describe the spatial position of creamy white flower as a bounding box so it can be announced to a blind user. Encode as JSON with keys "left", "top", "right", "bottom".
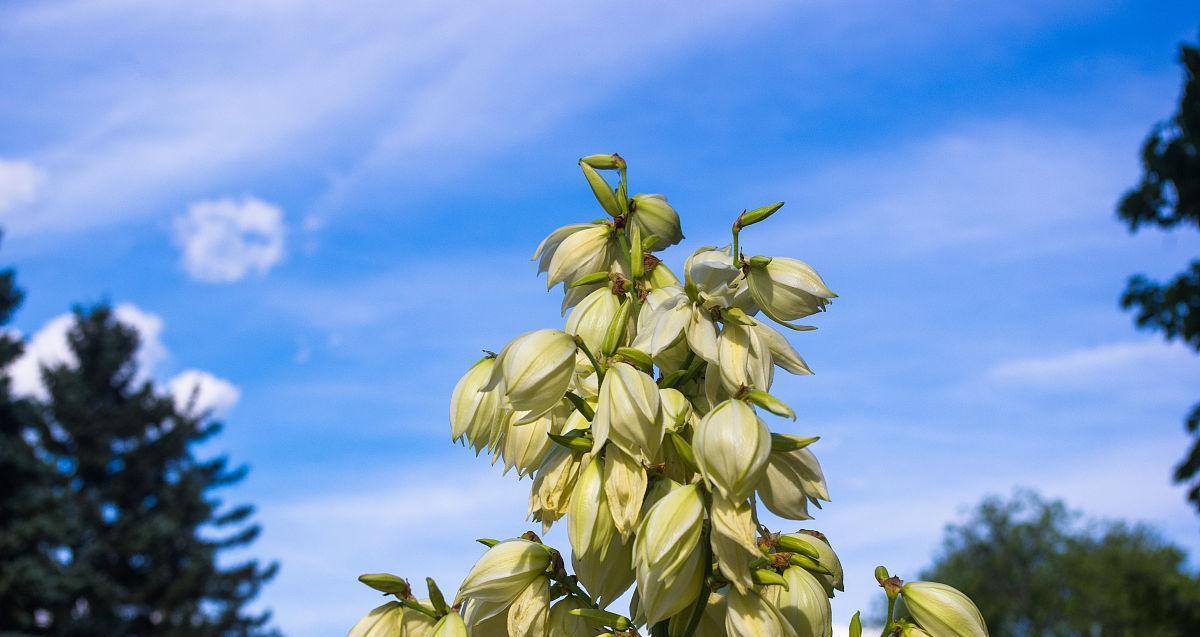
{"left": 507, "top": 576, "right": 549, "bottom": 637}
{"left": 717, "top": 322, "right": 774, "bottom": 393}
{"left": 548, "top": 597, "right": 604, "bottom": 637}
{"left": 746, "top": 256, "right": 835, "bottom": 324}
{"left": 568, "top": 457, "right": 633, "bottom": 607}
{"left": 603, "top": 446, "right": 647, "bottom": 537}
{"left": 347, "top": 601, "right": 403, "bottom": 637}
{"left": 634, "top": 483, "right": 706, "bottom": 624}
{"left": 533, "top": 223, "right": 593, "bottom": 273}
{"left": 456, "top": 539, "right": 551, "bottom": 606}
{"left": 591, "top": 362, "right": 662, "bottom": 462}
{"left": 498, "top": 411, "right": 553, "bottom": 477}
{"left": 901, "top": 626, "right": 935, "bottom": 637}
{"left": 758, "top": 448, "right": 830, "bottom": 521}
{"left": 668, "top": 590, "right": 727, "bottom": 637}
{"left": 710, "top": 495, "right": 760, "bottom": 592}
{"left": 430, "top": 612, "right": 469, "bottom": 637}
{"left": 766, "top": 567, "right": 833, "bottom": 637}
{"left": 545, "top": 224, "right": 615, "bottom": 290}
{"left": 630, "top": 194, "right": 684, "bottom": 250}
{"left": 901, "top": 582, "right": 989, "bottom": 637}
{"left": 725, "top": 587, "right": 797, "bottom": 637}
{"left": 400, "top": 606, "right": 437, "bottom": 637}
{"left": 693, "top": 400, "right": 771, "bottom": 501}
{"left": 528, "top": 444, "right": 580, "bottom": 530}
{"left": 632, "top": 287, "right": 690, "bottom": 356}
{"left": 488, "top": 329, "right": 577, "bottom": 416}
{"left": 565, "top": 287, "right": 622, "bottom": 353}
{"left": 778, "top": 532, "right": 843, "bottom": 595}
{"left": 658, "top": 388, "right": 693, "bottom": 432}
{"left": 750, "top": 321, "right": 813, "bottom": 375}
{"left": 686, "top": 304, "right": 721, "bottom": 364}
{"left": 450, "top": 357, "right": 503, "bottom": 455}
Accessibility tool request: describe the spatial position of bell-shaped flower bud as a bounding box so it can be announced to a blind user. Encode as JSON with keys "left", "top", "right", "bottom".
{"left": 401, "top": 607, "right": 437, "bottom": 637}
{"left": 750, "top": 322, "right": 813, "bottom": 376}
{"left": 778, "top": 532, "right": 843, "bottom": 595}
{"left": 900, "top": 582, "right": 989, "bottom": 637}
{"left": 634, "top": 483, "right": 706, "bottom": 624}
{"left": 498, "top": 410, "right": 553, "bottom": 477}
{"left": 603, "top": 446, "right": 648, "bottom": 537}
{"left": 544, "top": 223, "right": 615, "bottom": 290}
{"left": 430, "top": 612, "right": 469, "bottom": 637}
{"left": 765, "top": 567, "right": 833, "bottom": 637}
{"left": 758, "top": 448, "right": 830, "bottom": 521}
{"left": 725, "top": 587, "right": 796, "bottom": 637}
{"left": 456, "top": 539, "right": 551, "bottom": 607}
{"left": 746, "top": 256, "right": 836, "bottom": 326}
{"left": 710, "top": 495, "right": 760, "bottom": 592}
{"left": 591, "top": 362, "right": 663, "bottom": 462}
{"left": 533, "top": 223, "right": 593, "bottom": 274}
{"left": 507, "top": 576, "right": 550, "bottom": 637}
{"left": 580, "top": 162, "right": 623, "bottom": 217}
{"left": 693, "top": 400, "right": 771, "bottom": 501}
{"left": 565, "top": 287, "right": 622, "bottom": 354}
{"left": 347, "top": 602, "right": 404, "bottom": 637}
{"left": 528, "top": 444, "right": 581, "bottom": 531}
{"left": 450, "top": 357, "right": 503, "bottom": 454}
{"left": 489, "top": 329, "right": 577, "bottom": 416}
{"left": 658, "top": 388, "right": 693, "bottom": 432}
{"left": 630, "top": 194, "right": 684, "bottom": 250}
{"left": 568, "top": 457, "right": 633, "bottom": 607}
{"left": 548, "top": 598, "right": 605, "bottom": 637}
{"left": 717, "top": 322, "right": 774, "bottom": 393}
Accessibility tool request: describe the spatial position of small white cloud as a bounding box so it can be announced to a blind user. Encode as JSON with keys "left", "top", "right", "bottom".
{"left": 168, "top": 369, "right": 241, "bottom": 417}
{"left": 113, "top": 303, "right": 167, "bottom": 380}
{"left": 0, "top": 159, "right": 45, "bottom": 217}
{"left": 174, "top": 197, "right": 285, "bottom": 283}
{"left": 8, "top": 313, "right": 76, "bottom": 398}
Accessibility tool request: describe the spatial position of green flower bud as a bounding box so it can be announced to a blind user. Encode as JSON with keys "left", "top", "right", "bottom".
{"left": 507, "top": 576, "right": 550, "bottom": 637}
{"left": 717, "top": 322, "right": 774, "bottom": 393}
{"left": 580, "top": 162, "right": 622, "bottom": 217}
{"left": 746, "top": 256, "right": 836, "bottom": 327}
{"left": 634, "top": 483, "right": 706, "bottom": 624}
{"left": 779, "top": 533, "right": 843, "bottom": 594}
{"left": 488, "top": 329, "right": 577, "bottom": 416}
{"left": 603, "top": 446, "right": 648, "bottom": 537}
{"left": 765, "top": 567, "right": 833, "bottom": 637}
{"left": 450, "top": 357, "right": 503, "bottom": 454}
{"left": 591, "top": 362, "right": 663, "bottom": 462}
{"left": 580, "top": 153, "right": 625, "bottom": 170}
{"left": 565, "top": 287, "right": 622, "bottom": 354}
{"left": 710, "top": 495, "right": 760, "bottom": 592}
{"left": 900, "top": 582, "right": 989, "bottom": 637}
{"left": 758, "top": 448, "right": 829, "bottom": 521}
{"left": 347, "top": 602, "right": 404, "bottom": 637}
{"left": 544, "top": 224, "right": 616, "bottom": 290}
{"left": 358, "top": 573, "right": 412, "bottom": 596}
{"left": 456, "top": 539, "right": 551, "bottom": 607}
{"left": 430, "top": 612, "right": 469, "bottom": 637}
{"left": 630, "top": 194, "right": 684, "bottom": 250}
{"left": 724, "top": 587, "right": 793, "bottom": 637}
{"left": 693, "top": 400, "right": 771, "bottom": 501}
{"left": 737, "top": 201, "right": 785, "bottom": 229}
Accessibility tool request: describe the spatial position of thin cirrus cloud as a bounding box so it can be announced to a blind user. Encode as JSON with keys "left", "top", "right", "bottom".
{"left": 173, "top": 197, "right": 286, "bottom": 283}
{"left": 0, "top": 158, "right": 45, "bottom": 218}
{"left": 8, "top": 303, "right": 239, "bottom": 416}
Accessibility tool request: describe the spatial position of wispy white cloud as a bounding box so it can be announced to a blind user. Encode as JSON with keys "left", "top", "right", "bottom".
{"left": 174, "top": 197, "right": 285, "bottom": 283}
{"left": 983, "top": 340, "right": 1194, "bottom": 388}
{"left": 0, "top": 158, "right": 45, "bottom": 217}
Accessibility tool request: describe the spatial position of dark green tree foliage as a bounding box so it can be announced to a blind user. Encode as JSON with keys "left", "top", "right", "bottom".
{"left": 916, "top": 491, "right": 1200, "bottom": 637}
{"left": 1, "top": 301, "right": 278, "bottom": 636}
{"left": 1118, "top": 40, "right": 1200, "bottom": 514}
{"left": 0, "top": 252, "right": 70, "bottom": 632}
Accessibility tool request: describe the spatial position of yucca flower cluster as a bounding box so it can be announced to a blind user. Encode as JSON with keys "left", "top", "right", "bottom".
{"left": 349, "top": 155, "right": 989, "bottom": 637}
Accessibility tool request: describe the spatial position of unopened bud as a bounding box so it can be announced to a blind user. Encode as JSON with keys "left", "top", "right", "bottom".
{"left": 488, "top": 329, "right": 577, "bottom": 416}
{"left": 567, "top": 607, "right": 630, "bottom": 630}
{"left": 764, "top": 566, "right": 833, "bottom": 637}
{"left": 358, "top": 573, "right": 412, "bottom": 597}
{"left": 693, "top": 399, "right": 770, "bottom": 501}
{"left": 742, "top": 389, "right": 796, "bottom": 420}
{"left": 614, "top": 347, "right": 653, "bottom": 372}
{"left": 456, "top": 539, "right": 551, "bottom": 606}
{"left": 569, "top": 271, "right": 611, "bottom": 288}
{"left": 601, "top": 298, "right": 632, "bottom": 356}
{"left": 770, "top": 433, "right": 819, "bottom": 452}
{"left": 580, "top": 162, "right": 622, "bottom": 217}
{"left": 737, "top": 202, "right": 784, "bottom": 229}
{"left": 752, "top": 568, "right": 789, "bottom": 589}
{"left": 746, "top": 256, "right": 836, "bottom": 329}
{"left": 874, "top": 566, "right": 891, "bottom": 584}
{"left": 630, "top": 194, "right": 684, "bottom": 250}
{"left": 775, "top": 535, "right": 820, "bottom": 560}
{"left": 580, "top": 153, "right": 625, "bottom": 170}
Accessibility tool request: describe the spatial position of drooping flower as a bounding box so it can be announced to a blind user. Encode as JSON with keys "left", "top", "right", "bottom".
{"left": 568, "top": 457, "right": 633, "bottom": 607}
{"left": 778, "top": 532, "right": 843, "bottom": 595}
{"left": 900, "top": 581, "right": 989, "bottom": 637}
{"left": 765, "top": 567, "right": 833, "bottom": 637}
{"left": 630, "top": 194, "right": 684, "bottom": 250}
{"left": 488, "top": 329, "right": 577, "bottom": 416}
{"left": 591, "top": 362, "right": 662, "bottom": 462}
{"left": 693, "top": 399, "right": 771, "bottom": 501}
{"left": 725, "top": 587, "right": 797, "bottom": 637}
{"left": 757, "top": 447, "right": 830, "bottom": 521}
{"left": 456, "top": 539, "right": 551, "bottom": 608}
{"left": 634, "top": 483, "right": 706, "bottom": 624}
{"left": 450, "top": 356, "right": 503, "bottom": 454}
{"left": 745, "top": 256, "right": 836, "bottom": 326}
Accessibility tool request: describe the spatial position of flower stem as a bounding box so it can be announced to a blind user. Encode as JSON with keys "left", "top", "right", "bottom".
{"left": 880, "top": 595, "right": 896, "bottom": 637}
{"left": 574, "top": 335, "right": 605, "bottom": 383}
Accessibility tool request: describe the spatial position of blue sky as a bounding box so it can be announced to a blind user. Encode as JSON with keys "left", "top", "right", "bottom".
{"left": 3, "top": 1, "right": 1200, "bottom": 634}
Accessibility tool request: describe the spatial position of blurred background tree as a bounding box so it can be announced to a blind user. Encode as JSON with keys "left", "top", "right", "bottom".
{"left": 1118, "top": 38, "right": 1200, "bottom": 515}
{"left": 0, "top": 254, "right": 278, "bottom": 635}
{"left": 900, "top": 490, "right": 1200, "bottom": 636}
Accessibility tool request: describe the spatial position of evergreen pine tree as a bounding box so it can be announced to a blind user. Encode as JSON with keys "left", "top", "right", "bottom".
{"left": 32, "top": 305, "right": 278, "bottom": 636}
{"left": 0, "top": 241, "right": 70, "bottom": 634}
